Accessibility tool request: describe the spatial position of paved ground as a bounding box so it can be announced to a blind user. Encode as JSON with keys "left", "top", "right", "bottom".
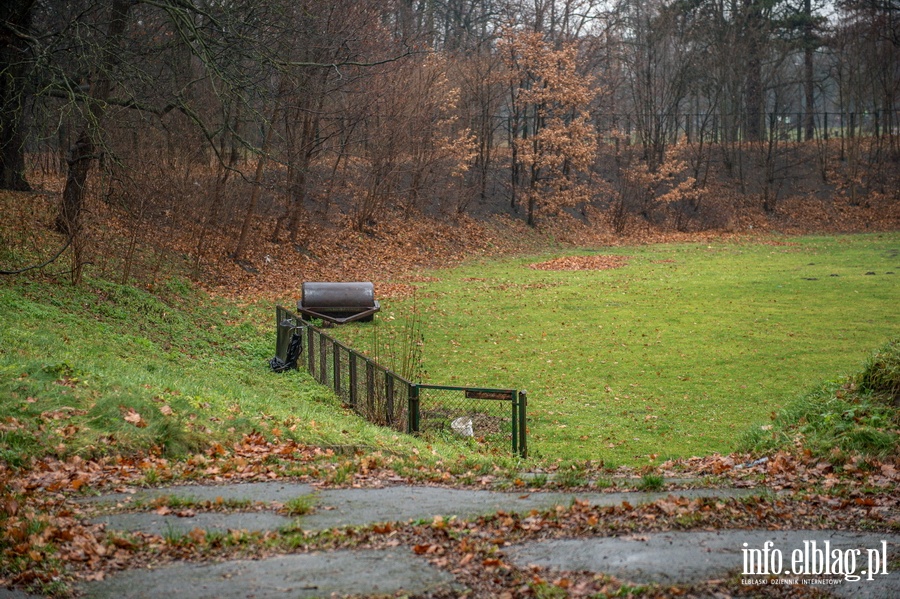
{"left": 85, "top": 481, "right": 757, "bottom": 535}
{"left": 5, "top": 482, "right": 899, "bottom": 598}
{"left": 80, "top": 549, "right": 462, "bottom": 599}
{"left": 507, "top": 530, "right": 900, "bottom": 599}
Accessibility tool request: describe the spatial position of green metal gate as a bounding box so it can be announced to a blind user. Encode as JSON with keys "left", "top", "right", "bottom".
{"left": 411, "top": 385, "right": 527, "bottom": 458}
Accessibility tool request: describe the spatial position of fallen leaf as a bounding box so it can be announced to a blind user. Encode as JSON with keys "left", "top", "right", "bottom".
{"left": 123, "top": 409, "right": 147, "bottom": 428}
{"left": 188, "top": 528, "right": 206, "bottom": 543}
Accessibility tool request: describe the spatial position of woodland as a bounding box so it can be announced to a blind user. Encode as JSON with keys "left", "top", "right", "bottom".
{"left": 0, "top": 0, "right": 898, "bottom": 287}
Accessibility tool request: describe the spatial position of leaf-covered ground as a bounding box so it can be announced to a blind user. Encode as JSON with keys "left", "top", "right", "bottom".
{"left": 2, "top": 434, "right": 898, "bottom": 597}
{"left": 528, "top": 255, "right": 629, "bottom": 271}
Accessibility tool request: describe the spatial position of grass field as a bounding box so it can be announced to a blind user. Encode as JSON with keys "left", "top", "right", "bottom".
{"left": 2, "top": 233, "right": 897, "bottom": 470}
{"left": 335, "top": 234, "right": 900, "bottom": 465}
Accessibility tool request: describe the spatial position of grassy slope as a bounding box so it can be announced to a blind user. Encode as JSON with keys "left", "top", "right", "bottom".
{"left": 2, "top": 234, "right": 897, "bottom": 470}
{"left": 335, "top": 234, "right": 900, "bottom": 465}
{"left": 0, "top": 275, "right": 448, "bottom": 468}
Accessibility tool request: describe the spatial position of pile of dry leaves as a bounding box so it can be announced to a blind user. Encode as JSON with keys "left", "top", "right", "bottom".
{"left": 529, "top": 255, "right": 629, "bottom": 271}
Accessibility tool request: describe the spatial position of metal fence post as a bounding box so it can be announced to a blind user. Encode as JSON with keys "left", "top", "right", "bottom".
{"left": 407, "top": 384, "right": 420, "bottom": 434}
{"left": 518, "top": 390, "right": 528, "bottom": 459}
{"left": 512, "top": 392, "right": 519, "bottom": 457}
{"left": 366, "top": 360, "right": 375, "bottom": 414}
{"left": 333, "top": 342, "right": 341, "bottom": 395}
{"left": 307, "top": 326, "right": 315, "bottom": 375}
{"left": 275, "top": 306, "right": 287, "bottom": 357}
{"left": 385, "top": 374, "right": 394, "bottom": 426}
{"left": 349, "top": 352, "right": 357, "bottom": 408}
{"left": 319, "top": 334, "right": 327, "bottom": 384}
{"left": 275, "top": 306, "right": 283, "bottom": 353}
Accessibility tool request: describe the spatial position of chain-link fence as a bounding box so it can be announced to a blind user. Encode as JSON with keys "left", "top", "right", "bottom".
{"left": 415, "top": 385, "right": 526, "bottom": 458}
{"left": 274, "top": 306, "right": 526, "bottom": 457}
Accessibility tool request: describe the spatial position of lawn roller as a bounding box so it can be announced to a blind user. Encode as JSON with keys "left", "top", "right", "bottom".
{"left": 297, "top": 281, "right": 380, "bottom": 325}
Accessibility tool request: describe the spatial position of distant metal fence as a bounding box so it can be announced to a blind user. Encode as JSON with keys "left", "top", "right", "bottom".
{"left": 591, "top": 110, "right": 900, "bottom": 144}
{"left": 275, "top": 306, "right": 527, "bottom": 458}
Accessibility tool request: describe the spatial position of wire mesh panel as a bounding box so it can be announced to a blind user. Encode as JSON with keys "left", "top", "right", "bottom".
{"left": 334, "top": 343, "right": 352, "bottom": 405}
{"left": 355, "top": 366, "right": 409, "bottom": 431}
{"left": 416, "top": 385, "right": 520, "bottom": 456}
{"left": 320, "top": 333, "right": 333, "bottom": 388}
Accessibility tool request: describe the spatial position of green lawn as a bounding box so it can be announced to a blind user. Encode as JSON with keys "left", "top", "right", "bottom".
{"left": 0, "top": 276, "right": 443, "bottom": 468}
{"left": 337, "top": 234, "right": 900, "bottom": 465}
{"left": 3, "top": 233, "right": 897, "bottom": 470}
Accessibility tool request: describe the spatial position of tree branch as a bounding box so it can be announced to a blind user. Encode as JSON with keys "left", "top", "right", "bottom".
{"left": 0, "top": 235, "right": 72, "bottom": 275}
{"left": 275, "top": 45, "right": 421, "bottom": 70}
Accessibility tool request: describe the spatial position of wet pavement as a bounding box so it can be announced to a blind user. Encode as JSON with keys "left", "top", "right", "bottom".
{"left": 79, "top": 549, "right": 461, "bottom": 599}
{"left": 86, "top": 481, "right": 758, "bottom": 534}
{"left": 6, "top": 482, "right": 898, "bottom": 598}
{"left": 507, "top": 529, "right": 900, "bottom": 599}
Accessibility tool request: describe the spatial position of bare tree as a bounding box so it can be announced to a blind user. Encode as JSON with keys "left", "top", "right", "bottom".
{"left": 453, "top": 45, "right": 505, "bottom": 211}
{"left": 55, "top": 0, "right": 132, "bottom": 240}
{"left": 0, "top": 0, "right": 35, "bottom": 191}
{"left": 616, "top": 0, "right": 692, "bottom": 170}
{"left": 9, "top": 0, "right": 282, "bottom": 280}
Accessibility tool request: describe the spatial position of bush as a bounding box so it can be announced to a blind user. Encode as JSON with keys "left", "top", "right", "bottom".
{"left": 856, "top": 338, "right": 900, "bottom": 405}
{"left": 739, "top": 340, "right": 900, "bottom": 461}
{"left": 740, "top": 382, "right": 899, "bottom": 461}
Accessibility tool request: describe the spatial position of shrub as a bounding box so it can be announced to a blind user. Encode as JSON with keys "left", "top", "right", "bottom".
{"left": 739, "top": 378, "right": 900, "bottom": 462}
{"left": 856, "top": 338, "right": 900, "bottom": 405}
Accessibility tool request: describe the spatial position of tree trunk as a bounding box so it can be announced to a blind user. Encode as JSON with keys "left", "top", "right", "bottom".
{"left": 803, "top": 45, "right": 815, "bottom": 140}
{"left": 742, "top": 0, "right": 764, "bottom": 142}
{"left": 56, "top": 129, "right": 95, "bottom": 236}
{"left": 54, "top": 0, "right": 132, "bottom": 238}
{"left": 803, "top": 0, "right": 816, "bottom": 141}
{"left": 0, "top": 111, "right": 31, "bottom": 191}
{"left": 233, "top": 103, "right": 280, "bottom": 262}
{"left": 285, "top": 156, "right": 309, "bottom": 243}
{"left": 0, "top": 0, "right": 36, "bottom": 191}
{"left": 744, "top": 50, "right": 763, "bottom": 142}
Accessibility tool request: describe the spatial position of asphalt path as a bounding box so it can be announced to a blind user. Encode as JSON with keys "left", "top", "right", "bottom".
{"left": 3, "top": 482, "right": 897, "bottom": 598}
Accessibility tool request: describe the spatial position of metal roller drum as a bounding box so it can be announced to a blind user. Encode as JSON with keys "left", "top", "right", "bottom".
{"left": 297, "top": 282, "right": 380, "bottom": 324}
